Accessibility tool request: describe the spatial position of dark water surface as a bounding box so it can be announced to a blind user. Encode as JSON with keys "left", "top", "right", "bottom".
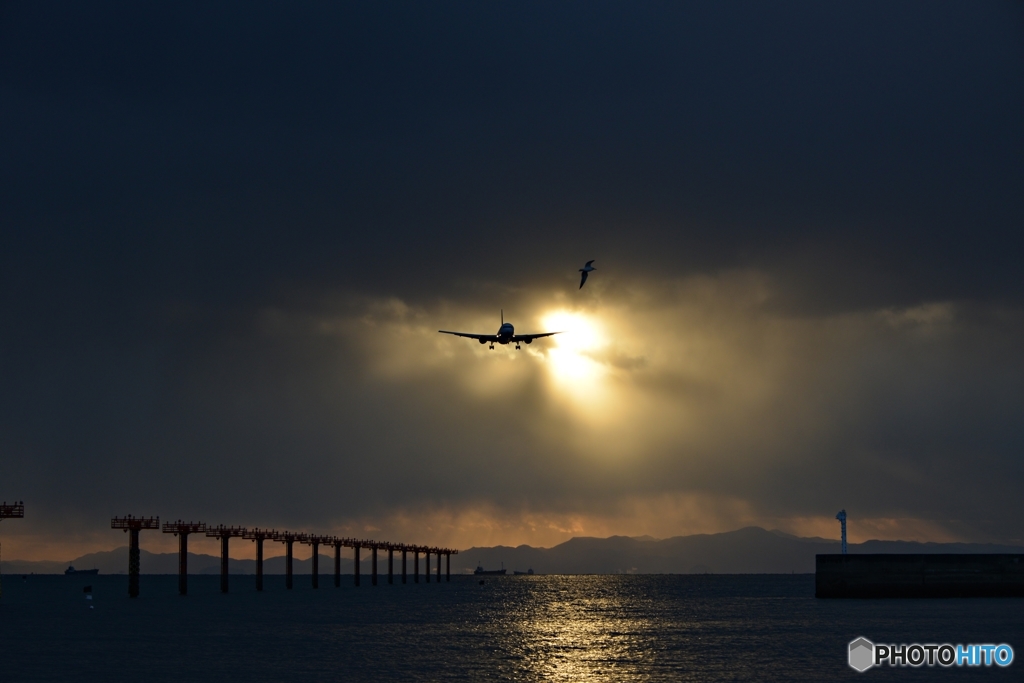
{"left": 0, "top": 574, "right": 1019, "bottom": 681}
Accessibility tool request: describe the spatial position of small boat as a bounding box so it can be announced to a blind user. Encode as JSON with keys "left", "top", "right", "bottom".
{"left": 513, "top": 568, "right": 534, "bottom": 575}
{"left": 474, "top": 562, "right": 506, "bottom": 576}
{"left": 65, "top": 566, "right": 99, "bottom": 576}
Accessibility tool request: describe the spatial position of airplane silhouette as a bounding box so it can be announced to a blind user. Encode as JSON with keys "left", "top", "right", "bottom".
{"left": 439, "top": 311, "right": 560, "bottom": 350}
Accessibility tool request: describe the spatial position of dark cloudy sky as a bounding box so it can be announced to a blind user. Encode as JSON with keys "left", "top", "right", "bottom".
{"left": 2, "top": 1, "right": 1023, "bottom": 560}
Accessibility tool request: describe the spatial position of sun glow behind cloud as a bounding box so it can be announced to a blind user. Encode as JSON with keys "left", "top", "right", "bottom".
{"left": 538, "top": 309, "right": 621, "bottom": 423}
{"left": 541, "top": 310, "right": 606, "bottom": 380}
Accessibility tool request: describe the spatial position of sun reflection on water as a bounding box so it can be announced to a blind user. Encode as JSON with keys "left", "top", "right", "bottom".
{"left": 496, "top": 576, "right": 660, "bottom": 681}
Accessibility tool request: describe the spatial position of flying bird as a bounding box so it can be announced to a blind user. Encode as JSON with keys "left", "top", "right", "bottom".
{"left": 579, "top": 260, "right": 596, "bottom": 289}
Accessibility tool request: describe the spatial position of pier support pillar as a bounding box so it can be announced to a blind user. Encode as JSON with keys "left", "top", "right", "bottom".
{"left": 402, "top": 550, "right": 407, "bottom": 584}
{"left": 164, "top": 522, "right": 207, "bottom": 596}
{"left": 388, "top": 548, "right": 394, "bottom": 585}
{"left": 437, "top": 553, "right": 441, "bottom": 583}
{"left": 128, "top": 528, "right": 140, "bottom": 598}
{"left": 334, "top": 543, "right": 341, "bottom": 588}
{"left": 115, "top": 516, "right": 160, "bottom": 598}
{"left": 446, "top": 553, "right": 450, "bottom": 582}
{"left": 220, "top": 536, "right": 230, "bottom": 593}
{"left": 311, "top": 541, "right": 319, "bottom": 589}
{"left": 354, "top": 545, "right": 361, "bottom": 587}
{"left": 425, "top": 551, "right": 431, "bottom": 583}
{"left": 286, "top": 540, "right": 294, "bottom": 590}
{"left": 372, "top": 547, "right": 378, "bottom": 586}
{"left": 177, "top": 532, "right": 189, "bottom": 596}
{"left": 414, "top": 551, "right": 419, "bottom": 583}
{"left": 255, "top": 538, "right": 264, "bottom": 592}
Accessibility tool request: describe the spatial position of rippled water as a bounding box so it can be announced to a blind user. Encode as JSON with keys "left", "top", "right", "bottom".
{"left": 1, "top": 574, "right": 1020, "bottom": 681}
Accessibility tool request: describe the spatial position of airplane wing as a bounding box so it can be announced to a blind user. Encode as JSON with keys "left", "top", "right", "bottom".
{"left": 438, "top": 330, "right": 499, "bottom": 342}
{"left": 512, "top": 332, "right": 560, "bottom": 343}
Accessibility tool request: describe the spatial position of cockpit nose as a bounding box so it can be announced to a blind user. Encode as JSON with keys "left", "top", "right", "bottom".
{"left": 500, "top": 323, "right": 514, "bottom": 335}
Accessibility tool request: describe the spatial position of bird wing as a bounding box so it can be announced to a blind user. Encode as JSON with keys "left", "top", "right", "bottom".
{"left": 579, "top": 270, "right": 589, "bottom": 288}
{"left": 585, "top": 260, "right": 595, "bottom": 267}
{"left": 512, "top": 331, "right": 560, "bottom": 342}
{"left": 438, "top": 330, "right": 498, "bottom": 341}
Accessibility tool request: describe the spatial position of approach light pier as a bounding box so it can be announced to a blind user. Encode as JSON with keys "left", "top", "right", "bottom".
{"left": 206, "top": 525, "right": 247, "bottom": 593}
{"left": 274, "top": 531, "right": 304, "bottom": 589}
{"left": 300, "top": 534, "right": 334, "bottom": 589}
{"left": 0, "top": 501, "right": 24, "bottom": 520}
{"left": 242, "top": 527, "right": 277, "bottom": 591}
{"left": 162, "top": 520, "right": 207, "bottom": 595}
{"left": 0, "top": 501, "right": 25, "bottom": 599}
{"left": 111, "top": 517, "right": 457, "bottom": 597}
{"left": 111, "top": 515, "right": 160, "bottom": 597}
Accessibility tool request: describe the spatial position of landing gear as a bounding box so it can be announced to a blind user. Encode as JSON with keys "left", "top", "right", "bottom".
{"left": 515, "top": 343, "right": 521, "bottom": 350}
{"left": 489, "top": 344, "right": 494, "bottom": 350}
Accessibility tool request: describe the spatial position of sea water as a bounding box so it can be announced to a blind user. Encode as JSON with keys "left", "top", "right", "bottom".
{"left": 0, "top": 574, "right": 1020, "bottom": 681}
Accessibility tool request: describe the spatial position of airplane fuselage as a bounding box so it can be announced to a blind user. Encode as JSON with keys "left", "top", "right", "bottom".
{"left": 473, "top": 322, "right": 524, "bottom": 345}
{"left": 495, "top": 322, "right": 515, "bottom": 344}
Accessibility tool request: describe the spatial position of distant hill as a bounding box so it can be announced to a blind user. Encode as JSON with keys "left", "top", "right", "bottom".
{"left": 3, "top": 527, "right": 1022, "bottom": 575}
{"left": 451, "top": 527, "right": 1024, "bottom": 575}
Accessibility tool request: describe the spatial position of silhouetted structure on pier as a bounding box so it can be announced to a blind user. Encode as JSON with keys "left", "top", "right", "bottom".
{"left": 242, "top": 528, "right": 276, "bottom": 591}
{"left": 301, "top": 534, "right": 333, "bottom": 589}
{"left": 329, "top": 537, "right": 347, "bottom": 588}
{"left": 371, "top": 542, "right": 379, "bottom": 586}
{"left": 275, "top": 531, "right": 302, "bottom": 589}
{"left": 353, "top": 541, "right": 362, "bottom": 586}
{"left": 162, "top": 520, "right": 206, "bottom": 596}
{"left": 111, "top": 515, "right": 455, "bottom": 598}
{"left": 0, "top": 501, "right": 23, "bottom": 520}
{"left": 207, "top": 525, "right": 247, "bottom": 593}
{"left": 0, "top": 501, "right": 25, "bottom": 599}
{"left": 111, "top": 516, "right": 159, "bottom": 597}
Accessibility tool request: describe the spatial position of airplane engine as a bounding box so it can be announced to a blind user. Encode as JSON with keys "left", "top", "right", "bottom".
{"left": 525, "top": 339, "right": 533, "bottom": 344}
{"left": 479, "top": 338, "right": 487, "bottom": 344}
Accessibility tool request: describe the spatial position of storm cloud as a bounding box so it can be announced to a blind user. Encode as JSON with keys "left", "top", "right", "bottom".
{"left": 2, "top": 1, "right": 1023, "bottom": 559}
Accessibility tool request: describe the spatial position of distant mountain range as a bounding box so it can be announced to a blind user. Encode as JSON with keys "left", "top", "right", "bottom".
{"left": 450, "top": 527, "right": 1024, "bottom": 575}
{"left": 3, "top": 527, "right": 1022, "bottom": 575}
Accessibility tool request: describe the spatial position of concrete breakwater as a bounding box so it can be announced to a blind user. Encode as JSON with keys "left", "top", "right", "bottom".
{"left": 816, "top": 554, "right": 1024, "bottom": 598}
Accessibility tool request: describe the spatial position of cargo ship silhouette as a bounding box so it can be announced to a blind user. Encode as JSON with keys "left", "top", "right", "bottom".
{"left": 64, "top": 566, "right": 99, "bottom": 576}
